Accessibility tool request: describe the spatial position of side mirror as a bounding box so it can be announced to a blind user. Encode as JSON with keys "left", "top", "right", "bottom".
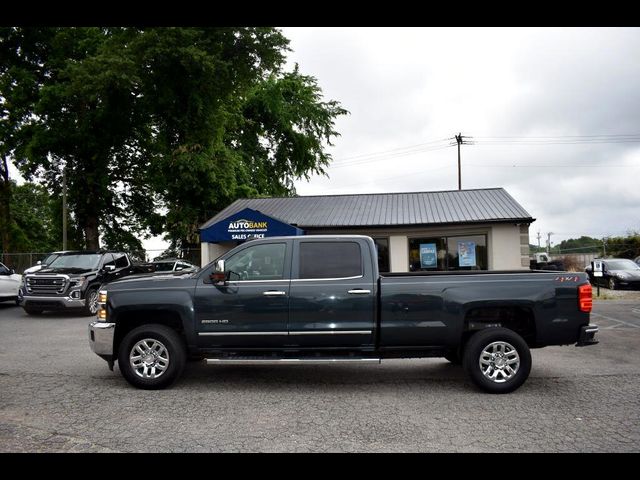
{"left": 10, "top": 268, "right": 15, "bottom": 275}
{"left": 104, "top": 265, "right": 116, "bottom": 272}
{"left": 209, "top": 259, "right": 227, "bottom": 284}
{"left": 175, "top": 267, "right": 183, "bottom": 272}
{"left": 36, "top": 260, "right": 42, "bottom": 265}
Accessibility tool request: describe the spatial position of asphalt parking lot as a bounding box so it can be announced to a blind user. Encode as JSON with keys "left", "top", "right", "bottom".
{"left": 1, "top": 297, "right": 639, "bottom": 453}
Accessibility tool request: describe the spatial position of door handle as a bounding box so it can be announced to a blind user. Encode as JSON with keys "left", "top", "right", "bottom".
{"left": 263, "top": 290, "right": 287, "bottom": 296}
{"left": 348, "top": 289, "right": 371, "bottom": 295}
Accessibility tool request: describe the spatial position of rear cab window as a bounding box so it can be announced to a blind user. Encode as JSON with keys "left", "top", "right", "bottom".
{"left": 298, "top": 241, "right": 362, "bottom": 279}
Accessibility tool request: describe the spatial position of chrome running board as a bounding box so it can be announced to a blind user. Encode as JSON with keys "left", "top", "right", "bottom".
{"left": 205, "top": 358, "right": 381, "bottom": 366}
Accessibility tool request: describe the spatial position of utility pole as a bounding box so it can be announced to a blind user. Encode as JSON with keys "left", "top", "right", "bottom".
{"left": 452, "top": 133, "right": 473, "bottom": 190}
{"left": 537, "top": 230, "right": 541, "bottom": 249}
{"left": 455, "top": 133, "right": 462, "bottom": 190}
{"left": 602, "top": 237, "right": 607, "bottom": 258}
{"left": 546, "top": 232, "right": 554, "bottom": 254}
{"left": 62, "top": 166, "right": 67, "bottom": 250}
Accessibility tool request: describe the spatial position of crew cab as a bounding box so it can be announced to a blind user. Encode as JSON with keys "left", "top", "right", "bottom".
{"left": 22, "top": 251, "right": 144, "bottom": 316}
{"left": 89, "top": 235, "right": 599, "bottom": 393}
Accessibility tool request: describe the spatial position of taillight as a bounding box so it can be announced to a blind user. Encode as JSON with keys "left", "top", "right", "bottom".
{"left": 578, "top": 284, "right": 592, "bottom": 313}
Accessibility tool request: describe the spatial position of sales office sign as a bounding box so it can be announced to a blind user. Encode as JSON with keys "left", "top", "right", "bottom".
{"left": 227, "top": 219, "right": 268, "bottom": 240}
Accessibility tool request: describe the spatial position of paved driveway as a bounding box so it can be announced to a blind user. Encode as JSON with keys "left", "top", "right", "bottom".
{"left": 0, "top": 301, "right": 639, "bottom": 452}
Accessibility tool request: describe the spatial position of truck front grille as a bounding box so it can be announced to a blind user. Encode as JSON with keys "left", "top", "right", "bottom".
{"left": 26, "top": 276, "right": 68, "bottom": 295}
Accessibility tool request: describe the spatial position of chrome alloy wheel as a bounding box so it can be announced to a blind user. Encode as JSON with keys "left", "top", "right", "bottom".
{"left": 129, "top": 339, "right": 170, "bottom": 379}
{"left": 479, "top": 341, "right": 520, "bottom": 383}
{"left": 88, "top": 289, "right": 99, "bottom": 315}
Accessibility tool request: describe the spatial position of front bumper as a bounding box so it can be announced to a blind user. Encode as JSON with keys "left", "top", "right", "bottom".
{"left": 576, "top": 324, "right": 599, "bottom": 347}
{"left": 21, "top": 295, "right": 85, "bottom": 310}
{"left": 89, "top": 321, "right": 115, "bottom": 356}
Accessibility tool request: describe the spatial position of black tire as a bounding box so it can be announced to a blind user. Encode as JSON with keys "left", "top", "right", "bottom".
{"left": 462, "top": 327, "right": 532, "bottom": 394}
{"left": 118, "top": 324, "right": 186, "bottom": 390}
{"left": 82, "top": 287, "right": 100, "bottom": 316}
{"left": 23, "top": 306, "right": 43, "bottom": 315}
{"left": 608, "top": 278, "right": 616, "bottom": 290}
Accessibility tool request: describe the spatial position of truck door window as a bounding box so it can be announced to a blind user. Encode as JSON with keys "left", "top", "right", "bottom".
{"left": 101, "top": 253, "right": 115, "bottom": 269}
{"left": 113, "top": 254, "right": 130, "bottom": 269}
{"left": 299, "top": 242, "right": 362, "bottom": 279}
{"left": 225, "top": 243, "right": 287, "bottom": 281}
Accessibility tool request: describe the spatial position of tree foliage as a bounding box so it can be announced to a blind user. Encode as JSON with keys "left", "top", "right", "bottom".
{"left": 0, "top": 27, "right": 347, "bottom": 252}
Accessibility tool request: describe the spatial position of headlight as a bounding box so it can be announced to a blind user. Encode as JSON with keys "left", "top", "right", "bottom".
{"left": 69, "top": 277, "right": 88, "bottom": 288}
{"left": 97, "top": 290, "right": 108, "bottom": 321}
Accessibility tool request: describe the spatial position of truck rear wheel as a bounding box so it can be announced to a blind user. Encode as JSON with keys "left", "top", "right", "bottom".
{"left": 118, "top": 324, "right": 186, "bottom": 390}
{"left": 462, "top": 327, "right": 531, "bottom": 394}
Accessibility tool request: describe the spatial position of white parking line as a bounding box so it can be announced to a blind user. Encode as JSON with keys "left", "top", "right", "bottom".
{"left": 591, "top": 312, "right": 640, "bottom": 329}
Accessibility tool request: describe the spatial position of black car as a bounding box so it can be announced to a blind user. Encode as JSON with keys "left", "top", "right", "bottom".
{"left": 21, "top": 251, "right": 139, "bottom": 315}
{"left": 585, "top": 258, "right": 640, "bottom": 290}
{"left": 151, "top": 259, "right": 199, "bottom": 273}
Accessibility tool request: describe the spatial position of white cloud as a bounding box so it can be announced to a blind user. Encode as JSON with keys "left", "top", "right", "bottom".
{"left": 284, "top": 27, "right": 640, "bottom": 245}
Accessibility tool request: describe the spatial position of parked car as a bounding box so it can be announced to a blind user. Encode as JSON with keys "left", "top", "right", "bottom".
{"left": 90, "top": 235, "right": 598, "bottom": 393}
{"left": 585, "top": 258, "right": 640, "bottom": 290}
{"left": 634, "top": 256, "right": 640, "bottom": 267}
{"left": 23, "top": 251, "right": 72, "bottom": 274}
{"left": 530, "top": 252, "right": 565, "bottom": 271}
{"left": 151, "top": 259, "right": 199, "bottom": 273}
{"left": 0, "top": 261, "right": 22, "bottom": 305}
{"left": 21, "top": 251, "right": 149, "bottom": 316}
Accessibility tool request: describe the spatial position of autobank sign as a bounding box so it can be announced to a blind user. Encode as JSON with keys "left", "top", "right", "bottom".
{"left": 227, "top": 218, "right": 269, "bottom": 239}
{"left": 200, "top": 208, "right": 304, "bottom": 242}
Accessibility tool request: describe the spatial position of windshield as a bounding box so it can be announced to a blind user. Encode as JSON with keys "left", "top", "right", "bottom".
{"left": 607, "top": 260, "right": 640, "bottom": 271}
{"left": 48, "top": 254, "right": 102, "bottom": 270}
{"left": 42, "top": 253, "right": 60, "bottom": 265}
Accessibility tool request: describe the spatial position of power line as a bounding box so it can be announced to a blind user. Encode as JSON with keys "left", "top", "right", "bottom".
{"left": 331, "top": 137, "right": 453, "bottom": 164}
{"left": 330, "top": 143, "right": 453, "bottom": 169}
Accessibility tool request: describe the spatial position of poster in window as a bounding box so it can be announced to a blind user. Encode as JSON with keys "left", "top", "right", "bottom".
{"left": 457, "top": 241, "right": 476, "bottom": 267}
{"left": 420, "top": 243, "right": 437, "bottom": 268}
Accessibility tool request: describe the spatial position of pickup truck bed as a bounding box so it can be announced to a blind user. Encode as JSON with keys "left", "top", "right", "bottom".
{"left": 89, "top": 235, "right": 598, "bottom": 393}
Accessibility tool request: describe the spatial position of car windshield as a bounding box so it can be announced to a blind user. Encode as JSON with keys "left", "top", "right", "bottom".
{"left": 607, "top": 260, "right": 640, "bottom": 271}
{"left": 48, "top": 254, "right": 102, "bottom": 270}
{"left": 42, "top": 253, "right": 60, "bottom": 265}
{"left": 154, "top": 262, "right": 175, "bottom": 271}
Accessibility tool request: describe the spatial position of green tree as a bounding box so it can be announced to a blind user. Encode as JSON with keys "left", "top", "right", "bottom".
{"left": 555, "top": 236, "right": 601, "bottom": 254}
{"left": 605, "top": 232, "right": 640, "bottom": 259}
{"left": 1, "top": 27, "right": 347, "bottom": 252}
{"left": 1, "top": 181, "right": 71, "bottom": 253}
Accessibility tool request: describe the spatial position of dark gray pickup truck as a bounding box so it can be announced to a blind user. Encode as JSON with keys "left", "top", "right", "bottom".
{"left": 89, "top": 235, "right": 598, "bottom": 393}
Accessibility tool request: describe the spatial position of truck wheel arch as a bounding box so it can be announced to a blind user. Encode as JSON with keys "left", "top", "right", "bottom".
{"left": 462, "top": 306, "right": 536, "bottom": 348}
{"left": 113, "top": 309, "right": 189, "bottom": 360}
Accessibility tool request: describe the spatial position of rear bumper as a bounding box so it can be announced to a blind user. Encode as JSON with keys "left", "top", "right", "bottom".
{"left": 576, "top": 325, "right": 599, "bottom": 347}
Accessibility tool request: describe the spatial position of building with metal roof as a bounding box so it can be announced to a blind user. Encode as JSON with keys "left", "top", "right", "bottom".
{"left": 200, "top": 188, "right": 535, "bottom": 272}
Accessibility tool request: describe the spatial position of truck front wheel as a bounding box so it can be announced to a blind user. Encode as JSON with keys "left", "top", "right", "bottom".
{"left": 462, "top": 327, "right": 532, "bottom": 394}
{"left": 82, "top": 287, "right": 99, "bottom": 316}
{"left": 117, "top": 324, "right": 186, "bottom": 390}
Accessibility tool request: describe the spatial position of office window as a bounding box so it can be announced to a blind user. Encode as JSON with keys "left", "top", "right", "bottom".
{"left": 373, "top": 238, "right": 390, "bottom": 273}
{"left": 409, "top": 234, "right": 487, "bottom": 271}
